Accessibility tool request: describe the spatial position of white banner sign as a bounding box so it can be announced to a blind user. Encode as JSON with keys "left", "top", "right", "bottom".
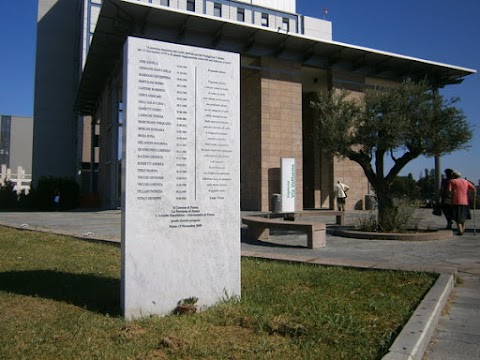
{"left": 281, "top": 158, "right": 295, "bottom": 212}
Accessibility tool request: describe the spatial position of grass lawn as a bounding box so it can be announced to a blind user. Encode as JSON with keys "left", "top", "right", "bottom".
{"left": 0, "top": 225, "right": 436, "bottom": 359}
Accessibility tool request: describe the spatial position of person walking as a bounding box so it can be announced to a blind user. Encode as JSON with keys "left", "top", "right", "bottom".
{"left": 334, "top": 181, "right": 349, "bottom": 211}
{"left": 448, "top": 170, "right": 476, "bottom": 235}
{"left": 440, "top": 168, "right": 454, "bottom": 229}
{"left": 53, "top": 189, "right": 61, "bottom": 211}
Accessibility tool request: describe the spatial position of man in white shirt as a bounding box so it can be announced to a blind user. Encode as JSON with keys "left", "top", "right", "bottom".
{"left": 334, "top": 181, "right": 349, "bottom": 211}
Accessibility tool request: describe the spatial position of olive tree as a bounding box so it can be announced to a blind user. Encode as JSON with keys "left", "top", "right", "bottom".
{"left": 311, "top": 80, "right": 473, "bottom": 230}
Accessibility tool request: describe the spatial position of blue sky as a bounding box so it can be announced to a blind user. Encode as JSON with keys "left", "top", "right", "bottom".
{"left": 0, "top": 0, "right": 478, "bottom": 183}
{"left": 297, "top": 0, "right": 479, "bottom": 183}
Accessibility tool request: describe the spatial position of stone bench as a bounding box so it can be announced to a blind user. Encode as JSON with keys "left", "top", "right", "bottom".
{"left": 241, "top": 216, "right": 326, "bottom": 249}
{"left": 266, "top": 210, "right": 345, "bottom": 226}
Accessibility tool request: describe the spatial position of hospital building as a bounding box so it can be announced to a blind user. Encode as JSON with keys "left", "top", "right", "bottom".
{"left": 33, "top": 0, "right": 475, "bottom": 210}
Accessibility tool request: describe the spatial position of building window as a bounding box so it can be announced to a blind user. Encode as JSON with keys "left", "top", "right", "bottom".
{"left": 117, "top": 102, "right": 123, "bottom": 161}
{"left": 214, "top": 3, "right": 221, "bottom": 17}
{"left": 237, "top": 8, "right": 245, "bottom": 22}
{"left": 160, "top": 0, "right": 169, "bottom": 6}
{"left": 261, "top": 13, "right": 269, "bottom": 27}
{"left": 282, "top": 18, "right": 289, "bottom": 32}
{"left": 187, "top": 0, "right": 195, "bottom": 11}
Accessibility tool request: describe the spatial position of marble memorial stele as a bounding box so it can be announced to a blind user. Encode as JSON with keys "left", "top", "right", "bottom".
{"left": 121, "top": 36, "right": 240, "bottom": 319}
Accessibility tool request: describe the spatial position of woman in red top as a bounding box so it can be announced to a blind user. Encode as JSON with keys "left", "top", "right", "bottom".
{"left": 448, "top": 170, "right": 476, "bottom": 235}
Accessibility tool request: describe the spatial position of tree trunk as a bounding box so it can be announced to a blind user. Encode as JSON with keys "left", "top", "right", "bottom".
{"left": 375, "top": 189, "right": 397, "bottom": 231}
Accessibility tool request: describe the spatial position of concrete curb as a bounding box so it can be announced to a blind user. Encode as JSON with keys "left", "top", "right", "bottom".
{"left": 382, "top": 273, "right": 455, "bottom": 360}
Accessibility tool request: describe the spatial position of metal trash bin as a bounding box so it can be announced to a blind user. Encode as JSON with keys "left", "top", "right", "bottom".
{"left": 270, "top": 193, "right": 282, "bottom": 213}
{"left": 365, "top": 194, "right": 377, "bottom": 210}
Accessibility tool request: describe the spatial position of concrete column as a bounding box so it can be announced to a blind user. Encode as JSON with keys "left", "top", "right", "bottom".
{"left": 259, "top": 57, "right": 303, "bottom": 211}
{"left": 240, "top": 57, "right": 303, "bottom": 211}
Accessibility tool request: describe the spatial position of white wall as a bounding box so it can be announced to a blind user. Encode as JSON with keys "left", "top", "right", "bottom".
{"left": 33, "top": 0, "right": 82, "bottom": 183}
{"left": 303, "top": 16, "right": 332, "bottom": 41}
{"left": 236, "top": 0, "right": 295, "bottom": 13}
{"left": 10, "top": 116, "right": 34, "bottom": 174}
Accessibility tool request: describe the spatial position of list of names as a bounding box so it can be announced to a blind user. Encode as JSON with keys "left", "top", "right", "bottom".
{"left": 125, "top": 41, "right": 238, "bottom": 229}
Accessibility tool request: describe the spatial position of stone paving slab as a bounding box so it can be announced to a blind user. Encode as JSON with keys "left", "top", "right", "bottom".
{"left": 423, "top": 275, "right": 480, "bottom": 360}
{"left": 425, "top": 341, "right": 479, "bottom": 360}
{"left": 433, "top": 329, "right": 480, "bottom": 345}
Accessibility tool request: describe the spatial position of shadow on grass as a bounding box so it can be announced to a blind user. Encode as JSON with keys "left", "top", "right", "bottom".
{"left": 0, "top": 270, "right": 120, "bottom": 316}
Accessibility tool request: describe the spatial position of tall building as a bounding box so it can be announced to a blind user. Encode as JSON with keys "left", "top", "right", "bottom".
{"left": 0, "top": 115, "right": 33, "bottom": 192}
{"left": 34, "top": 0, "right": 475, "bottom": 210}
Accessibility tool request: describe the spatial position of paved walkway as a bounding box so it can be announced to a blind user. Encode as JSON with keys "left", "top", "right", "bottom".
{"left": 0, "top": 209, "right": 479, "bottom": 359}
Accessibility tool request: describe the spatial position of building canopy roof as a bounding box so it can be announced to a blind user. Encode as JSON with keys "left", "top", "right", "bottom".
{"left": 75, "top": 0, "right": 476, "bottom": 115}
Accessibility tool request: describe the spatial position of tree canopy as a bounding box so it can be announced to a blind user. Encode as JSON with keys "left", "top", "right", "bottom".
{"left": 311, "top": 80, "right": 473, "bottom": 230}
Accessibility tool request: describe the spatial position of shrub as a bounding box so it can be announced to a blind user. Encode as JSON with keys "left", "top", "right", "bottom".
{"left": 17, "top": 189, "right": 33, "bottom": 210}
{"left": 30, "top": 177, "right": 80, "bottom": 211}
{"left": 355, "top": 211, "right": 378, "bottom": 232}
{"left": 0, "top": 181, "right": 18, "bottom": 210}
{"left": 356, "top": 199, "right": 418, "bottom": 233}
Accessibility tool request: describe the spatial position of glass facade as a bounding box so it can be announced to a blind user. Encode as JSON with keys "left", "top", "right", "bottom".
{"left": 0, "top": 115, "right": 11, "bottom": 167}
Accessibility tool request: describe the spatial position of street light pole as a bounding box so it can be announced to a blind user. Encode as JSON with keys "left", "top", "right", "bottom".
{"left": 435, "top": 155, "right": 442, "bottom": 204}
